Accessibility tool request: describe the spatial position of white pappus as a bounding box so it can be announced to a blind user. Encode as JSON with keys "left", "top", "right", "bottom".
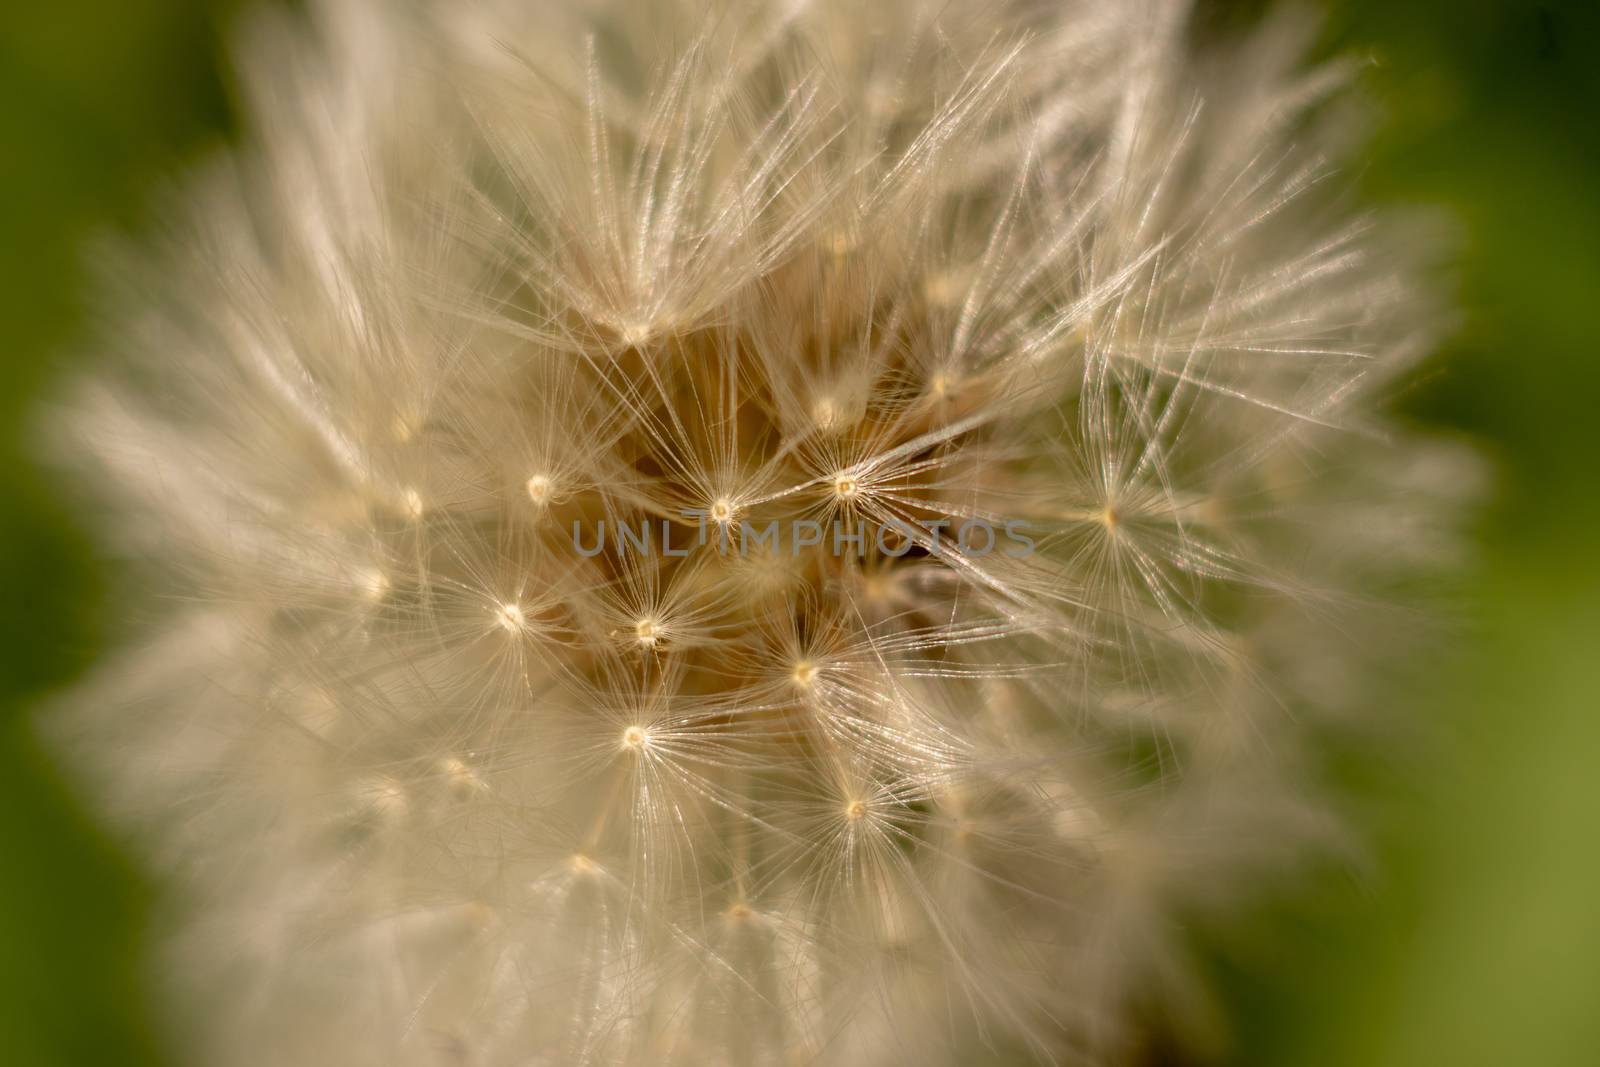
{"left": 47, "top": 1, "right": 1477, "bottom": 1065}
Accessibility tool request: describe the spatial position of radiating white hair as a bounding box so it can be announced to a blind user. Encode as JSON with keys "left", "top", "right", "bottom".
{"left": 49, "top": 1, "right": 1475, "bottom": 1064}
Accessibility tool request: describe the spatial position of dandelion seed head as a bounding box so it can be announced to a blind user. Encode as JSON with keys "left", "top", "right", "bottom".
{"left": 47, "top": 0, "right": 1476, "bottom": 1064}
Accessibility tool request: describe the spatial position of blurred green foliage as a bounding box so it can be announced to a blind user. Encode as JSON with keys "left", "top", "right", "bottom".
{"left": 0, "top": 4, "right": 235, "bottom": 1064}
{"left": 1214, "top": 3, "right": 1600, "bottom": 1066}
{"left": 0, "top": 2, "right": 1595, "bottom": 1064}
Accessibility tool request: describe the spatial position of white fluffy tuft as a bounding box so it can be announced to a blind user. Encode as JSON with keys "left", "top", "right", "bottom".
{"left": 48, "top": 1, "right": 1476, "bottom": 1064}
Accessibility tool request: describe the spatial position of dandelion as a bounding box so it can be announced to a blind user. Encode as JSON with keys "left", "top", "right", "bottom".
{"left": 48, "top": 1, "right": 1476, "bottom": 1064}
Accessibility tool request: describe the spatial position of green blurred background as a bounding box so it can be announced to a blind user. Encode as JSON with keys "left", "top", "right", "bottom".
{"left": 1, "top": 2, "right": 1595, "bottom": 1064}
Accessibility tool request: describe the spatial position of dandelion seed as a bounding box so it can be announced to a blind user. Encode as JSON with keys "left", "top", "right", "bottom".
{"left": 791, "top": 660, "right": 820, "bottom": 689}
{"left": 632, "top": 617, "right": 660, "bottom": 648}
{"left": 525, "top": 473, "right": 554, "bottom": 507}
{"left": 923, "top": 273, "right": 968, "bottom": 309}
{"left": 353, "top": 566, "right": 388, "bottom": 603}
{"left": 359, "top": 777, "right": 409, "bottom": 822}
{"left": 439, "top": 756, "right": 486, "bottom": 799}
{"left": 496, "top": 602, "right": 525, "bottom": 632}
{"left": 390, "top": 411, "right": 421, "bottom": 443}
